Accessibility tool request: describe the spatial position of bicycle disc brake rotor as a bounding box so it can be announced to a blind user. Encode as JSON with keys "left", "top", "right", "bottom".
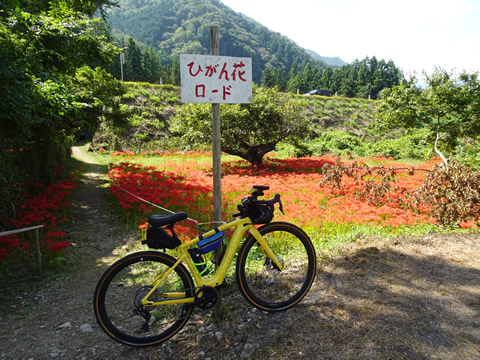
{"left": 265, "top": 256, "right": 284, "bottom": 277}
{"left": 134, "top": 286, "right": 159, "bottom": 312}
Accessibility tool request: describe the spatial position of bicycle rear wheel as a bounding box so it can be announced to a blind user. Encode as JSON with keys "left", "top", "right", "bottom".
{"left": 93, "top": 251, "right": 194, "bottom": 346}
{"left": 236, "top": 222, "right": 317, "bottom": 311}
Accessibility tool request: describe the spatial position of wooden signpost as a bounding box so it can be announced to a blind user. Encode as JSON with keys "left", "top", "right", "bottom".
{"left": 180, "top": 26, "right": 252, "bottom": 319}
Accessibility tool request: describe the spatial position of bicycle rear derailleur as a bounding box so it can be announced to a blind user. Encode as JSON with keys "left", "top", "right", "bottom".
{"left": 133, "top": 286, "right": 159, "bottom": 331}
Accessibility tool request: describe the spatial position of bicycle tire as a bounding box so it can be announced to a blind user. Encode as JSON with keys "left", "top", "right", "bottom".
{"left": 93, "top": 251, "right": 194, "bottom": 346}
{"left": 236, "top": 222, "right": 317, "bottom": 311}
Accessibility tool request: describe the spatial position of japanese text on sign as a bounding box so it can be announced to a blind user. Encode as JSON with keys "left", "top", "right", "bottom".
{"left": 180, "top": 54, "right": 252, "bottom": 104}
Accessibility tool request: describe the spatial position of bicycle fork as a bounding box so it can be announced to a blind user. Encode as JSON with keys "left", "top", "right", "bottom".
{"left": 247, "top": 226, "right": 285, "bottom": 271}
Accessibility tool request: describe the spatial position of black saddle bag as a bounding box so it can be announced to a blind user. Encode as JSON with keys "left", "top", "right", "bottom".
{"left": 143, "top": 226, "right": 180, "bottom": 250}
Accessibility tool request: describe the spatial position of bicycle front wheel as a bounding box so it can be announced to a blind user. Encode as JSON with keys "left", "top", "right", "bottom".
{"left": 93, "top": 251, "right": 194, "bottom": 346}
{"left": 236, "top": 222, "right": 317, "bottom": 311}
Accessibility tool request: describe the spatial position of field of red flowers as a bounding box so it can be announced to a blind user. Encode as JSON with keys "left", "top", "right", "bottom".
{"left": 3, "top": 150, "right": 477, "bottom": 267}
{"left": 0, "top": 165, "right": 83, "bottom": 265}
{"left": 106, "top": 151, "right": 452, "bottom": 242}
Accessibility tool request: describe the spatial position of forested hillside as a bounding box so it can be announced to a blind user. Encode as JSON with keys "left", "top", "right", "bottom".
{"left": 92, "top": 82, "right": 382, "bottom": 155}
{"left": 105, "top": 0, "right": 404, "bottom": 99}
{"left": 106, "top": 0, "right": 327, "bottom": 83}
{"left": 306, "top": 49, "right": 346, "bottom": 67}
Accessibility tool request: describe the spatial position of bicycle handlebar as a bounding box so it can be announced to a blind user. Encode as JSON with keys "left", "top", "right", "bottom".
{"left": 252, "top": 193, "right": 284, "bottom": 215}
{"left": 232, "top": 186, "right": 284, "bottom": 219}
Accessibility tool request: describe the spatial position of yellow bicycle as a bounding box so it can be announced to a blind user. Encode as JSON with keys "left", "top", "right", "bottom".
{"left": 93, "top": 185, "right": 317, "bottom": 346}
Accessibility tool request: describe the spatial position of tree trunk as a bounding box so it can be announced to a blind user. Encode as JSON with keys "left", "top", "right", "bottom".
{"left": 434, "top": 130, "right": 448, "bottom": 165}
{"left": 245, "top": 148, "right": 265, "bottom": 166}
{"left": 223, "top": 143, "right": 277, "bottom": 166}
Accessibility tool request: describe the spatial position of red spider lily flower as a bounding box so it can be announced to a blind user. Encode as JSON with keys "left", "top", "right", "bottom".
{"left": 459, "top": 220, "right": 476, "bottom": 229}
{"left": 2, "top": 175, "right": 78, "bottom": 263}
{"left": 44, "top": 231, "right": 67, "bottom": 238}
{"left": 138, "top": 222, "right": 149, "bottom": 231}
{"left": 0, "top": 235, "right": 20, "bottom": 249}
{"left": 105, "top": 153, "right": 447, "bottom": 233}
{"left": 47, "top": 240, "right": 71, "bottom": 254}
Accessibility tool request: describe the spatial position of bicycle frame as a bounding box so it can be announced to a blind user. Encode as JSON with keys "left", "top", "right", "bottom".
{"left": 141, "top": 216, "right": 284, "bottom": 307}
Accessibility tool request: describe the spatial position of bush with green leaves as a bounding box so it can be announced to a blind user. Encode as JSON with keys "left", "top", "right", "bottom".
{"left": 277, "top": 128, "right": 433, "bottom": 160}
{"left": 355, "top": 128, "right": 433, "bottom": 159}
{"left": 453, "top": 139, "right": 480, "bottom": 171}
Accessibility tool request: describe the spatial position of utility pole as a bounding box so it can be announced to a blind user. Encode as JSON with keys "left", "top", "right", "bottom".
{"left": 120, "top": 52, "right": 125, "bottom": 82}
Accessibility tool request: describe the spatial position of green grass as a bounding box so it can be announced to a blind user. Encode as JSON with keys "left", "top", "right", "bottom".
{"left": 362, "top": 157, "right": 432, "bottom": 167}
{"left": 307, "top": 221, "right": 442, "bottom": 254}
{"left": 107, "top": 152, "right": 239, "bottom": 170}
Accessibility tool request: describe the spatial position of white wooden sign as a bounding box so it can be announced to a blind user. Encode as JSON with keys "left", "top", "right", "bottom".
{"left": 180, "top": 54, "right": 252, "bottom": 104}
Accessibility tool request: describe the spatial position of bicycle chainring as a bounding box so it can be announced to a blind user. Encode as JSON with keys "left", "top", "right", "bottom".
{"left": 195, "top": 286, "right": 218, "bottom": 310}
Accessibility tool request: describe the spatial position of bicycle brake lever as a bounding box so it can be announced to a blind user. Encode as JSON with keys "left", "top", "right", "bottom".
{"left": 274, "top": 194, "right": 285, "bottom": 215}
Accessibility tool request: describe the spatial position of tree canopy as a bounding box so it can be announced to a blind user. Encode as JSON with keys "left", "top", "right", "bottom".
{"left": 0, "top": 0, "right": 122, "bottom": 225}
{"left": 377, "top": 68, "right": 480, "bottom": 163}
{"left": 171, "top": 86, "right": 309, "bottom": 165}
{"left": 274, "top": 57, "right": 403, "bottom": 99}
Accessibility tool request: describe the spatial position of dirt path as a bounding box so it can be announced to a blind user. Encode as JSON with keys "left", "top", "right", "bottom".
{"left": 0, "top": 147, "right": 479, "bottom": 359}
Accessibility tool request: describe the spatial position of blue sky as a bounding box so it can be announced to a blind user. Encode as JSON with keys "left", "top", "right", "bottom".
{"left": 220, "top": 0, "right": 480, "bottom": 76}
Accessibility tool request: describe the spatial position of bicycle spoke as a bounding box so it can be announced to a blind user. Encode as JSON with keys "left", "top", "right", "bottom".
{"left": 94, "top": 252, "right": 194, "bottom": 346}
{"left": 236, "top": 222, "right": 316, "bottom": 311}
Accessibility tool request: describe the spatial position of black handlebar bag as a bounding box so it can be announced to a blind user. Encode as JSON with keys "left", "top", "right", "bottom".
{"left": 249, "top": 204, "right": 274, "bottom": 224}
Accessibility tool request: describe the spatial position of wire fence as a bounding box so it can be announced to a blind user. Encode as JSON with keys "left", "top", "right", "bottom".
{"left": 0, "top": 225, "right": 44, "bottom": 273}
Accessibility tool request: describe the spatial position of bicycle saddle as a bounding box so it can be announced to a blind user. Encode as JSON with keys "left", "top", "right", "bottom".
{"left": 148, "top": 212, "right": 188, "bottom": 227}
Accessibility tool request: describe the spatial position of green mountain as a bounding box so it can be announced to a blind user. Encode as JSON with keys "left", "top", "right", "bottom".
{"left": 305, "top": 49, "right": 346, "bottom": 67}
{"left": 106, "top": 0, "right": 337, "bottom": 82}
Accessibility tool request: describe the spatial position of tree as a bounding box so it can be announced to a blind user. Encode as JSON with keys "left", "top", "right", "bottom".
{"left": 272, "top": 67, "right": 288, "bottom": 92}
{"left": 170, "top": 55, "right": 181, "bottom": 86}
{"left": 141, "top": 46, "right": 160, "bottom": 83}
{"left": 261, "top": 65, "right": 275, "bottom": 88}
{"left": 124, "top": 36, "right": 143, "bottom": 81}
{"left": 371, "top": 59, "right": 403, "bottom": 99}
{"left": 326, "top": 57, "right": 403, "bottom": 98}
{"left": 0, "top": 0, "right": 121, "bottom": 225}
{"left": 377, "top": 68, "right": 480, "bottom": 164}
{"left": 171, "top": 86, "right": 309, "bottom": 165}
{"left": 320, "top": 67, "right": 333, "bottom": 90}
{"left": 0, "top": 1, "right": 118, "bottom": 151}
{"left": 297, "top": 63, "right": 313, "bottom": 93}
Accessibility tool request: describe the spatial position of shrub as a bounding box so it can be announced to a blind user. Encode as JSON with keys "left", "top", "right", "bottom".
{"left": 454, "top": 139, "right": 480, "bottom": 171}
{"left": 412, "top": 161, "right": 480, "bottom": 226}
